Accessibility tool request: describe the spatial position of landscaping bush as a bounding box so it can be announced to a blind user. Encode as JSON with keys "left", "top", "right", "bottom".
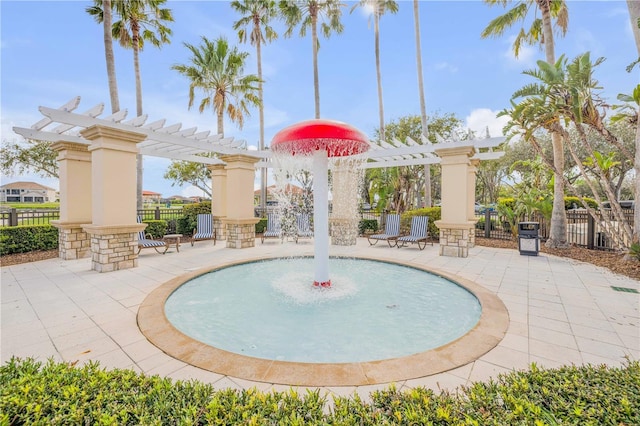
{"left": 475, "top": 216, "right": 497, "bottom": 231}
{"left": 255, "top": 217, "right": 268, "bottom": 234}
{"left": 142, "top": 220, "right": 168, "bottom": 239}
{"left": 564, "top": 196, "right": 598, "bottom": 209}
{"left": 176, "top": 201, "right": 212, "bottom": 235}
{"left": 0, "top": 225, "right": 58, "bottom": 255}
{"left": 358, "top": 219, "right": 378, "bottom": 235}
{"left": 1, "top": 358, "right": 638, "bottom": 425}
{"left": 401, "top": 207, "right": 441, "bottom": 238}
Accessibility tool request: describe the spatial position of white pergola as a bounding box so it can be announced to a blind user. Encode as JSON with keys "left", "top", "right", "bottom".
{"left": 14, "top": 97, "right": 506, "bottom": 169}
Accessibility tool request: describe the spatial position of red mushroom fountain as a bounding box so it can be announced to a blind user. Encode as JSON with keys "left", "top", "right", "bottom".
{"left": 271, "top": 119, "right": 370, "bottom": 287}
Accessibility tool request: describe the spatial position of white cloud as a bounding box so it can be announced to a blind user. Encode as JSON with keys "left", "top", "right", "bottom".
{"left": 503, "top": 36, "right": 536, "bottom": 68}
{"left": 434, "top": 62, "right": 458, "bottom": 73}
{"left": 464, "top": 108, "right": 509, "bottom": 138}
{"left": 181, "top": 185, "right": 206, "bottom": 198}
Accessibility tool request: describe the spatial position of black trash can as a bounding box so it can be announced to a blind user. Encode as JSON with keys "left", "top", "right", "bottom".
{"left": 518, "top": 222, "right": 539, "bottom": 256}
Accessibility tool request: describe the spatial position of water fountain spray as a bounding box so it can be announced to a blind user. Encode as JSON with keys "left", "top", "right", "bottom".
{"left": 271, "top": 119, "right": 370, "bottom": 287}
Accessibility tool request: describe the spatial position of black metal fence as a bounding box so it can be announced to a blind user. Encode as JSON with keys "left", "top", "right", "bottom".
{"left": 0, "top": 208, "right": 60, "bottom": 227}
{"left": 474, "top": 208, "right": 634, "bottom": 251}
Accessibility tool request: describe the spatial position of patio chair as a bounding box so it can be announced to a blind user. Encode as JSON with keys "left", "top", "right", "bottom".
{"left": 261, "top": 213, "right": 283, "bottom": 243}
{"left": 295, "top": 213, "right": 314, "bottom": 243}
{"left": 136, "top": 216, "right": 168, "bottom": 254}
{"left": 367, "top": 213, "right": 401, "bottom": 247}
{"left": 191, "top": 213, "right": 216, "bottom": 246}
{"left": 396, "top": 215, "right": 433, "bottom": 250}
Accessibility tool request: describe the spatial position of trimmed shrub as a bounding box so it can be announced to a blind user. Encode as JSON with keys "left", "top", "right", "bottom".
{"left": 177, "top": 201, "right": 212, "bottom": 235}
{"left": 1, "top": 358, "right": 638, "bottom": 424}
{"left": 401, "top": 207, "right": 441, "bottom": 238}
{"left": 358, "top": 219, "right": 378, "bottom": 235}
{"left": 142, "top": 220, "right": 168, "bottom": 238}
{"left": 0, "top": 225, "right": 58, "bottom": 255}
{"left": 255, "top": 217, "right": 268, "bottom": 234}
{"left": 475, "top": 216, "right": 497, "bottom": 230}
{"left": 564, "top": 196, "right": 598, "bottom": 209}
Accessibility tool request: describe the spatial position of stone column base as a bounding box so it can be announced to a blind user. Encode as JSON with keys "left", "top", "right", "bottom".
{"left": 435, "top": 221, "right": 476, "bottom": 258}
{"left": 223, "top": 218, "right": 260, "bottom": 249}
{"left": 213, "top": 216, "right": 227, "bottom": 241}
{"left": 83, "top": 224, "right": 146, "bottom": 272}
{"left": 330, "top": 218, "right": 358, "bottom": 246}
{"left": 51, "top": 221, "right": 91, "bottom": 260}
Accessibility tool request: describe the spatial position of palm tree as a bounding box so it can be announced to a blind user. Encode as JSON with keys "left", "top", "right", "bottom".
{"left": 482, "top": 0, "right": 570, "bottom": 248}
{"left": 350, "top": 0, "right": 398, "bottom": 139}
{"left": 89, "top": 0, "right": 174, "bottom": 210}
{"left": 172, "top": 36, "right": 261, "bottom": 136}
{"left": 279, "top": 0, "right": 345, "bottom": 118}
{"left": 626, "top": 0, "right": 640, "bottom": 245}
{"left": 86, "top": 0, "right": 120, "bottom": 113}
{"left": 412, "top": 0, "right": 431, "bottom": 207}
{"left": 231, "top": 0, "right": 279, "bottom": 212}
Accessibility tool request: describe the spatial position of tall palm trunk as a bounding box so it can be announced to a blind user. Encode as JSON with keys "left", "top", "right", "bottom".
{"left": 217, "top": 107, "right": 225, "bottom": 136}
{"left": 413, "top": 0, "right": 431, "bottom": 207}
{"left": 133, "top": 24, "right": 144, "bottom": 211}
{"left": 539, "top": 0, "right": 568, "bottom": 248}
{"left": 374, "top": 11, "right": 384, "bottom": 138}
{"left": 256, "top": 22, "right": 267, "bottom": 212}
{"left": 628, "top": 0, "right": 640, "bottom": 245}
{"left": 103, "top": 0, "right": 120, "bottom": 113}
{"left": 311, "top": 14, "right": 320, "bottom": 119}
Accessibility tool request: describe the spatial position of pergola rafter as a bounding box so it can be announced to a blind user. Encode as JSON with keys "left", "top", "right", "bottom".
{"left": 14, "top": 97, "right": 506, "bottom": 169}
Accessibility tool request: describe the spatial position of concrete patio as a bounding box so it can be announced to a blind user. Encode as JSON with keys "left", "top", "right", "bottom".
{"left": 2, "top": 238, "right": 638, "bottom": 399}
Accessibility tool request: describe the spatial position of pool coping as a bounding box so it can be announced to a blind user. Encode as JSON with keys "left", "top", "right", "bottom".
{"left": 137, "top": 255, "right": 509, "bottom": 386}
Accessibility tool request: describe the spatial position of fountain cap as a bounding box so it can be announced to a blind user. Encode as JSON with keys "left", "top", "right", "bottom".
{"left": 271, "top": 119, "right": 370, "bottom": 157}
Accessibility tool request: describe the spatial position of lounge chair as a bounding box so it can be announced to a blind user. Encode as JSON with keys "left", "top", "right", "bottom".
{"left": 367, "top": 213, "right": 400, "bottom": 247}
{"left": 191, "top": 213, "right": 216, "bottom": 246}
{"left": 261, "top": 213, "right": 283, "bottom": 243}
{"left": 396, "top": 215, "right": 433, "bottom": 250}
{"left": 295, "top": 213, "right": 314, "bottom": 243}
{"left": 136, "top": 216, "right": 168, "bottom": 254}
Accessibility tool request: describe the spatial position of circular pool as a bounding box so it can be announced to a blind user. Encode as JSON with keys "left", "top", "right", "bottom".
{"left": 138, "top": 256, "right": 509, "bottom": 386}
{"left": 165, "top": 257, "right": 481, "bottom": 363}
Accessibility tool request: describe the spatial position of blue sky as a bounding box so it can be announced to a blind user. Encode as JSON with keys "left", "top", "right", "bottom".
{"left": 1, "top": 0, "right": 637, "bottom": 198}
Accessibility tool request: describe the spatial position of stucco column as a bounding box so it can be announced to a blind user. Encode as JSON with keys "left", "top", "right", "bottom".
{"left": 208, "top": 164, "right": 227, "bottom": 241}
{"left": 219, "top": 154, "right": 260, "bottom": 248}
{"left": 434, "top": 146, "right": 476, "bottom": 258}
{"left": 50, "top": 141, "right": 92, "bottom": 260}
{"left": 80, "top": 125, "right": 147, "bottom": 272}
{"left": 467, "top": 158, "right": 480, "bottom": 249}
{"left": 330, "top": 159, "right": 359, "bottom": 245}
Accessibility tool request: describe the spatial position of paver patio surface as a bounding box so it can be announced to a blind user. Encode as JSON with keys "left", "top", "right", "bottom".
{"left": 2, "top": 238, "right": 638, "bottom": 399}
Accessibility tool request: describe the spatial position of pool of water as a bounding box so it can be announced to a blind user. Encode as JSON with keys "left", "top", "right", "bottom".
{"left": 165, "top": 257, "right": 481, "bottom": 363}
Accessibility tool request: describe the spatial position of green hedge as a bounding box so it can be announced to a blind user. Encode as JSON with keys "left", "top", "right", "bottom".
{"left": 0, "top": 225, "right": 58, "bottom": 255}
{"left": 1, "top": 358, "right": 638, "bottom": 424}
{"left": 358, "top": 219, "right": 379, "bottom": 235}
{"left": 401, "top": 207, "right": 441, "bottom": 238}
{"left": 177, "top": 201, "right": 212, "bottom": 235}
{"left": 142, "top": 220, "right": 168, "bottom": 239}
{"left": 564, "top": 196, "right": 598, "bottom": 209}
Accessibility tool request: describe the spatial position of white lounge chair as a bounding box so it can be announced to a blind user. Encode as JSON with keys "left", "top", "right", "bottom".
{"left": 261, "top": 213, "right": 283, "bottom": 243}
{"left": 396, "top": 215, "right": 432, "bottom": 250}
{"left": 136, "top": 216, "right": 168, "bottom": 254}
{"left": 367, "top": 213, "right": 400, "bottom": 247}
{"left": 295, "top": 213, "right": 314, "bottom": 243}
{"left": 191, "top": 213, "right": 216, "bottom": 246}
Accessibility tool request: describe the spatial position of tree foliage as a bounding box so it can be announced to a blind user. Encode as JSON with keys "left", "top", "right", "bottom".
{"left": 0, "top": 139, "right": 58, "bottom": 179}
{"left": 163, "top": 160, "right": 211, "bottom": 197}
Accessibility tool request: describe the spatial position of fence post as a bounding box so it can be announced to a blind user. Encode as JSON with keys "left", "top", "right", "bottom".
{"left": 587, "top": 213, "right": 595, "bottom": 250}
{"left": 155, "top": 206, "right": 161, "bottom": 220}
{"left": 484, "top": 209, "right": 491, "bottom": 238}
{"left": 9, "top": 208, "right": 18, "bottom": 227}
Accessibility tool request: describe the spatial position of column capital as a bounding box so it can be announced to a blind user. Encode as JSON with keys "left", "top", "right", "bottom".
{"left": 51, "top": 141, "right": 89, "bottom": 153}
